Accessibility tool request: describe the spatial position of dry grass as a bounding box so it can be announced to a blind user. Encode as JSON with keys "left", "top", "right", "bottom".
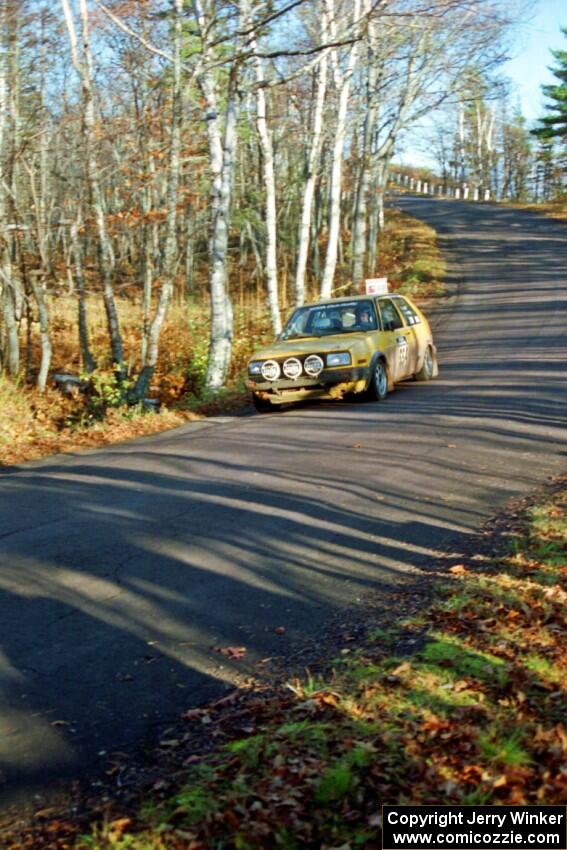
{"left": 0, "top": 209, "right": 444, "bottom": 467}
{"left": 505, "top": 194, "right": 567, "bottom": 222}
{"left": 0, "top": 297, "right": 271, "bottom": 466}
{"left": 379, "top": 208, "right": 447, "bottom": 299}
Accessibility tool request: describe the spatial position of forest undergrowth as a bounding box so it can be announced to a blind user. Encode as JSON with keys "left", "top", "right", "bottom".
{"left": 0, "top": 209, "right": 445, "bottom": 467}
{"left": 516, "top": 194, "right": 567, "bottom": 221}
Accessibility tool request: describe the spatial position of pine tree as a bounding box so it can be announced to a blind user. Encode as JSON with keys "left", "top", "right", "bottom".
{"left": 533, "top": 26, "right": 567, "bottom": 143}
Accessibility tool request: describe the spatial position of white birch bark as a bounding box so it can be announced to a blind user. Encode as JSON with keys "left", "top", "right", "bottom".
{"left": 204, "top": 76, "right": 239, "bottom": 390}
{"left": 252, "top": 43, "right": 281, "bottom": 335}
{"left": 192, "top": 0, "right": 246, "bottom": 390}
{"left": 135, "top": 0, "right": 183, "bottom": 400}
{"left": 61, "top": 0, "right": 125, "bottom": 377}
{"left": 28, "top": 271, "right": 51, "bottom": 391}
{"left": 351, "top": 17, "right": 378, "bottom": 288}
{"left": 320, "top": 0, "right": 361, "bottom": 299}
{"left": 70, "top": 214, "right": 96, "bottom": 373}
{"left": 0, "top": 0, "right": 18, "bottom": 376}
{"left": 294, "top": 6, "right": 328, "bottom": 307}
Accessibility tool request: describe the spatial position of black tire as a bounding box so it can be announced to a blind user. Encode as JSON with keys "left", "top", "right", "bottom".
{"left": 252, "top": 393, "right": 280, "bottom": 413}
{"left": 415, "top": 345, "right": 434, "bottom": 382}
{"left": 366, "top": 358, "right": 389, "bottom": 401}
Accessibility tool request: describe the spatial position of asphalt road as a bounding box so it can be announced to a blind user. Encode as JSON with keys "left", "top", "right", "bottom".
{"left": 0, "top": 198, "right": 565, "bottom": 808}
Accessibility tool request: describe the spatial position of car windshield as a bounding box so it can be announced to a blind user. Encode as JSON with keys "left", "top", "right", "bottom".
{"left": 280, "top": 300, "right": 377, "bottom": 340}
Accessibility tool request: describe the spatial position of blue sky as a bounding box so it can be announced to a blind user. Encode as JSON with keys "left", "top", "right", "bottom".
{"left": 396, "top": 0, "right": 566, "bottom": 166}
{"left": 504, "top": 0, "right": 566, "bottom": 122}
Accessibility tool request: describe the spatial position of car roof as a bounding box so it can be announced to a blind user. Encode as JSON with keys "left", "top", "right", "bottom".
{"left": 302, "top": 293, "right": 400, "bottom": 307}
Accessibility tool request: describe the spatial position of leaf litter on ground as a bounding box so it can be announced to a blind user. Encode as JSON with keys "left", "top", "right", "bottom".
{"left": 2, "top": 476, "right": 566, "bottom": 850}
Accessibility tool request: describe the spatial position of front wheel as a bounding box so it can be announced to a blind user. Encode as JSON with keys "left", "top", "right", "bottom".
{"left": 366, "top": 359, "right": 389, "bottom": 401}
{"left": 415, "top": 345, "right": 435, "bottom": 382}
{"left": 252, "top": 393, "right": 280, "bottom": 414}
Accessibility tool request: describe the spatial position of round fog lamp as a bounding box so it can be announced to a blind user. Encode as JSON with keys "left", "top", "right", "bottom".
{"left": 261, "top": 359, "right": 281, "bottom": 381}
{"left": 283, "top": 357, "right": 302, "bottom": 380}
{"left": 304, "top": 354, "right": 324, "bottom": 377}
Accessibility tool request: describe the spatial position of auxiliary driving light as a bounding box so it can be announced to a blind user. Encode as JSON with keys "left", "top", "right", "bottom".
{"left": 304, "top": 354, "right": 324, "bottom": 376}
{"left": 261, "top": 360, "right": 281, "bottom": 381}
{"left": 283, "top": 357, "right": 302, "bottom": 380}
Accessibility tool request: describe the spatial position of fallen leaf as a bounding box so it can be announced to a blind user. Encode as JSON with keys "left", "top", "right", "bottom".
{"left": 516, "top": 690, "right": 526, "bottom": 704}
{"left": 275, "top": 626, "right": 286, "bottom": 635}
{"left": 215, "top": 645, "right": 247, "bottom": 660}
{"left": 34, "top": 807, "right": 59, "bottom": 819}
{"left": 109, "top": 818, "right": 132, "bottom": 840}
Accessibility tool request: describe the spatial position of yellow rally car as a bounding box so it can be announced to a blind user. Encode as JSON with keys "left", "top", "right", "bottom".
{"left": 247, "top": 293, "right": 438, "bottom": 412}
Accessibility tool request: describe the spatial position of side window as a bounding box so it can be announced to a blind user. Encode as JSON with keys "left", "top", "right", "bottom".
{"left": 377, "top": 298, "right": 404, "bottom": 331}
{"left": 395, "top": 297, "right": 421, "bottom": 326}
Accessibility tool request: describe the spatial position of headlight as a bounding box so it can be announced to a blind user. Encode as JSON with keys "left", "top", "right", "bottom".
{"left": 248, "top": 361, "right": 263, "bottom": 375}
{"left": 261, "top": 359, "right": 281, "bottom": 381}
{"left": 304, "top": 354, "right": 324, "bottom": 376}
{"left": 326, "top": 352, "right": 351, "bottom": 367}
{"left": 283, "top": 357, "right": 302, "bottom": 380}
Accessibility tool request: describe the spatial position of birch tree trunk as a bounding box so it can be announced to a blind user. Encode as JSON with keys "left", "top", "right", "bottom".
{"left": 70, "top": 215, "right": 96, "bottom": 373}
{"left": 61, "top": 0, "right": 125, "bottom": 378}
{"left": 351, "top": 23, "right": 379, "bottom": 288}
{"left": 294, "top": 17, "right": 328, "bottom": 307}
{"left": 134, "top": 0, "right": 183, "bottom": 400}
{"left": 320, "top": 0, "right": 361, "bottom": 299}
{"left": 367, "top": 154, "right": 390, "bottom": 271}
{"left": 204, "top": 72, "right": 239, "bottom": 389}
{"left": 0, "top": 0, "right": 19, "bottom": 377}
{"left": 253, "top": 45, "right": 281, "bottom": 335}
{"left": 37, "top": 7, "right": 51, "bottom": 277}
{"left": 28, "top": 271, "right": 51, "bottom": 390}
{"left": 192, "top": 0, "right": 246, "bottom": 390}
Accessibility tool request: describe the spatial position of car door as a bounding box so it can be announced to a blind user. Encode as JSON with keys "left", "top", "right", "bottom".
{"left": 392, "top": 296, "right": 421, "bottom": 374}
{"left": 376, "top": 297, "right": 416, "bottom": 380}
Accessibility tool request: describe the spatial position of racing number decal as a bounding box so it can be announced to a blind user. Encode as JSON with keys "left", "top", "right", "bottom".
{"left": 396, "top": 336, "right": 409, "bottom": 367}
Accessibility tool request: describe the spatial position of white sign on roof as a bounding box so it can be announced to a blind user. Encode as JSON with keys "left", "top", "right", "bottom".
{"left": 365, "top": 277, "right": 389, "bottom": 295}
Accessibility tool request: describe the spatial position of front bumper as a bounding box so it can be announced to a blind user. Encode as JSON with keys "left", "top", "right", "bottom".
{"left": 247, "top": 366, "right": 370, "bottom": 404}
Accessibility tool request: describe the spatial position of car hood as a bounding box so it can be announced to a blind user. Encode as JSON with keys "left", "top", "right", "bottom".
{"left": 250, "top": 334, "right": 371, "bottom": 361}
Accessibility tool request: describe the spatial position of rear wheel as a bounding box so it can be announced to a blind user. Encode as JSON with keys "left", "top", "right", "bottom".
{"left": 252, "top": 394, "right": 280, "bottom": 413}
{"left": 366, "top": 359, "right": 389, "bottom": 401}
{"left": 415, "top": 346, "right": 434, "bottom": 381}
